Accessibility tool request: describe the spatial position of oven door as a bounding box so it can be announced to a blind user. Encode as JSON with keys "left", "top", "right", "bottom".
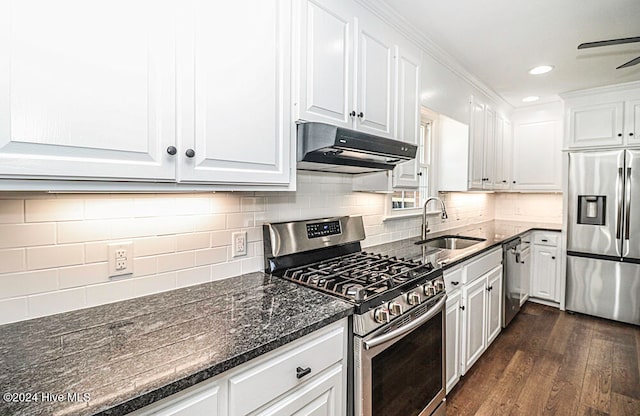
{"left": 354, "top": 295, "right": 446, "bottom": 416}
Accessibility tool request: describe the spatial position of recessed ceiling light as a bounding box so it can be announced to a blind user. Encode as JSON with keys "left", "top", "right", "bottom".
{"left": 522, "top": 96, "right": 540, "bottom": 103}
{"left": 529, "top": 65, "right": 554, "bottom": 75}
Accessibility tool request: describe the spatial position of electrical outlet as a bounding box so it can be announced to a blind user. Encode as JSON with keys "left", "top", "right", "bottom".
{"left": 108, "top": 242, "right": 134, "bottom": 277}
{"left": 232, "top": 231, "right": 247, "bottom": 257}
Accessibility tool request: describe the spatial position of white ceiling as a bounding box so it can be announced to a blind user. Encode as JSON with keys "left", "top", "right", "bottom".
{"left": 385, "top": 0, "right": 640, "bottom": 108}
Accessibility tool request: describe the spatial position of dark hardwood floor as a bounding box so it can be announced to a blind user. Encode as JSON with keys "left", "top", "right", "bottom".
{"left": 446, "top": 302, "right": 640, "bottom": 415}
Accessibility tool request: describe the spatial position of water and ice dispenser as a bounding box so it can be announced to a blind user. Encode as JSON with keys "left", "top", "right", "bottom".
{"left": 577, "top": 195, "right": 606, "bottom": 225}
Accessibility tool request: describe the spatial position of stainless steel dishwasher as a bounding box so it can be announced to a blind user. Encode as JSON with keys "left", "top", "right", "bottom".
{"left": 503, "top": 237, "right": 524, "bottom": 327}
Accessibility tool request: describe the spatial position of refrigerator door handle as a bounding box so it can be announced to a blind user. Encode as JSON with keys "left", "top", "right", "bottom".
{"left": 616, "top": 167, "right": 624, "bottom": 240}
{"left": 625, "top": 167, "right": 632, "bottom": 240}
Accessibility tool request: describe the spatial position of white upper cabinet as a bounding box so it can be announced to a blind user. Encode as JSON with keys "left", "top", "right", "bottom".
{"left": 468, "top": 99, "right": 486, "bottom": 189}
{"left": 296, "top": 0, "right": 395, "bottom": 138}
{"left": 177, "top": 0, "right": 292, "bottom": 184}
{"left": 392, "top": 42, "right": 421, "bottom": 188}
{"left": 492, "top": 115, "right": 511, "bottom": 190}
{"left": 0, "top": 0, "right": 176, "bottom": 181}
{"left": 511, "top": 102, "right": 563, "bottom": 191}
{"left": 0, "top": 0, "right": 294, "bottom": 189}
{"left": 563, "top": 82, "right": 640, "bottom": 150}
{"left": 296, "top": 0, "right": 353, "bottom": 128}
{"left": 483, "top": 106, "right": 496, "bottom": 189}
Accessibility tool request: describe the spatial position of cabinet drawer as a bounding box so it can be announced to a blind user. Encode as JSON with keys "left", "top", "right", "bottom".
{"left": 228, "top": 324, "right": 344, "bottom": 415}
{"left": 533, "top": 232, "right": 559, "bottom": 246}
{"left": 464, "top": 248, "right": 502, "bottom": 284}
{"left": 444, "top": 266, "right": 463, "bottom": 291}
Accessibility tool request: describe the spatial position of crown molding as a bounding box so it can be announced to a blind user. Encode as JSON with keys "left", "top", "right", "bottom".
{"left": 355, "top": 0, "right": 513, "bottom": 111}
{"left": 560, "top": 80, "right": 640, "bottom": 100}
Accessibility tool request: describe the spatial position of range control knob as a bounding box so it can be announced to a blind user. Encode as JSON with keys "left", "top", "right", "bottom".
{"left": 407, "top": 292, "right": 421, "bottom": 305}
{"left": 388, "top": 301, "right": 403, "bottom": 316}
{"left": 374, "top": 307, "right": 390, "bottom": 324}
{"left": 434, "top": 279, "right": 444, "bottom": 293}
{"left": 423, "top": 283, "right": 436, "bottom": 297}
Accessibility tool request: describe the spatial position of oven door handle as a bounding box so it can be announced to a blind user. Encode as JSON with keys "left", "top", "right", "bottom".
{"left": 363, "top": 295, "right": 447, "bottom": 350}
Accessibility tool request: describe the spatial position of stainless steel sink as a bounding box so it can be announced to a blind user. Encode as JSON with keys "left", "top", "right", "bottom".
{"left": 415, "top": 235, "right": 486, "bottom": 250}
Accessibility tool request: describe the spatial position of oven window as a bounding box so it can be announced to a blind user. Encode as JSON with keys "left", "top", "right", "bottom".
{"left": 372, "top": 310, "right": 443, "bottom": 416}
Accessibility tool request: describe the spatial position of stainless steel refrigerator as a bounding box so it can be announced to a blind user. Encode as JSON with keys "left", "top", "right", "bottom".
{"left": 567, "top": 150, "right": 640, "bottom": 325}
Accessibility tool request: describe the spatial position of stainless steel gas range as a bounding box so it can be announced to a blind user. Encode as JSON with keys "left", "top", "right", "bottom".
{"left": 263, "top": 216, "right": 446, "bottom": 416}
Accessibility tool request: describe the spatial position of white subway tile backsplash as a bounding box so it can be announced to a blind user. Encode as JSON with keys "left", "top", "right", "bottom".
{"left": 86, "top": 279, "right": 136, "bottom": 307}
{"left": 85, "top": 242, "right": 108, "bottom": 263}
{"left": 25, "top": 199, "right": 84, "bottom": 222}
{"left": 58, "top": 220, "right": 114, "bottom": 243}
{"left": 195, "top": 247, "right": 227, "bottom": 267}
{"left": 133, "top": 272, "right": 176, "bottom": 297}
{"left": 27, "top": 287, "right": 86, "bottom": 319}
{"left": 133, "top": 256, "right": 158, "bottom": 277}
{"left": 0, "top": 200, "right": 24, "bottom": 224}
{"left": 177, "top": 232, "right": 210, "bottom": 252}
{"left": 211, "top": 261, "right": 242, "bottom": 281}
{"left": 0, "top": 297, "right": 28, "bottom": 325}
{"left": 58, "top": 263, "right": 108, "bottom": 289}
{"left": 226, "top": 213, "right": 255, "bottom": 229}
{"left": 26, "top": 244, "right": 84, "bottom": 270}
{"left": 0, "top": 248, "right": 26, "bottom": 274}
{"left": 0, "top": 269, "right": 58, "bottom": 299}
{"left": 211, "top": 230, "right": 232, "bottom": 248}
{"left": 157, "top": 251, "right": 195, "bottom": 273}
{"left": 84, "top": 198, "right": 134, "bottom": 220}
{"left": 134, "top": 236, "right": 177, "bottom": 257}
{"left": 191, "top": 214, "right": 226, "bottom": 232}
{"left": 176, "top": 266, "right": 211, "bottom": 287}
{"left": 0, "top": 223, "right": 56, "bottom": 249}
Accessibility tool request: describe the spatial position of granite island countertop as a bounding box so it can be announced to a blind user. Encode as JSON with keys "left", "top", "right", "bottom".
{"left": 366, "top": 220, "right": 562, "bottom": 269}
{"left": 0, "top": 272, "right": 353, "bottom": 416}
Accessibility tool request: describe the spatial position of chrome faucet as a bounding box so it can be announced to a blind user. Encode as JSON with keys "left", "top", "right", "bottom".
{"left": 422, "top": 197, "right": 448, "bottom": 240}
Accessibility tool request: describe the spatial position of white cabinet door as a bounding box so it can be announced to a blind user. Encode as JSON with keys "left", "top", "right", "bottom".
{"left": 483, "top": 106, "right": 496, "bottom": 189}
{"left": 468, "top": 100, "right": 485, "bottom": 190}
{"left": 512, "top": 120, "right": 561, "bottom": 190}
{"left": 392, "top": 42, "right": 420, "bottom": 188}
{"left": 462, "top": 275, "right": 487, "bottom": 373}
{"left": 626, "top": 99, "right": 640, "bottom": 145}
{"left": 531, "top": 245, "right": 558, "bottom": 301}
{"left": 296, "top": 0, "right": 353, "bottom": 128}
{"left": 354, "top": 16, "right": 395, "bottom": 138}
{"left": 445, "top": 289, "right": 462, "bottom": 394}
{"left": 486, "top": 266, "right": 503, "bottom": 346}
{"left": 130, "top": 380, "right": 223, "bottom": 416}
{"left": 0, "top": 0, "right": 176, "bottom": 181}
{"left": 520, "top": 246, "right": 531, "bottom": 306}
{"left": 178, "top": 0, "right": 291, "bottom": 184}
{"left": 493, "top": 116, "right": 511, "bottom": 190}
{"left": 255, "top": 364, "right": 343, "bottom": 416}
{"left": 568, "top": 102, "right": 624, "bottom": 148}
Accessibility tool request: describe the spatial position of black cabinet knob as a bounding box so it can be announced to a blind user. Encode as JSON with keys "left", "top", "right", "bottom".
{"left": 618, "top": 133, "right": 623, "bottom": 137}
{"left": 296, "top": 366, "right": 311, "bottom": 379}
{"left": 349, "top": 110, "right": 356, "bottom": 117}
{"left": 166, "top": 146, "right": 177, "bottom": 155}
{"left": 512, "top": 181, "right": 517, "bottom": 184}
{"left": 460, "top": 305, "right": 465, "bottom": 311}
{"left": 502, "top": 180, "right": 507, "bottom": 183}
{"left": 185, "top": 149, "right": 195, "bottom": 158}
{"left": 552, "top": 256, "right": 556, "bottom": 260}
{"left": 357, "top": 112, "right": 364, "bottom": 118}
{"left": 630, "top": 132, "right": 635, "bottom": 136}
{"left": 417, "top": 172, "right": 423, "bottom": 176}
{"left": 451, "top": 281, "right": 459, "bottom": 286}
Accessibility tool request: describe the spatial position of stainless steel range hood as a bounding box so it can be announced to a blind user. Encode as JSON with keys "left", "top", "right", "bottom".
{"left": 297, "top": 122, "right": 417, "bottom": 174}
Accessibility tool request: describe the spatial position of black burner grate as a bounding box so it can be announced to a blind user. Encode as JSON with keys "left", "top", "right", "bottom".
{"left": 282, "top": 252, "right": 433, "bottom": 303}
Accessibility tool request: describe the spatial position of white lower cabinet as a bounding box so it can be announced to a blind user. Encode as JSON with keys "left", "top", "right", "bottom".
{"left": 445, "top": 288, "right": 462, "bottom": 394}
{"left": 529, "top": 231, "right": 561, "bottom": 304}
{"left": 444, "top": 248, "right": 502, "bottom": 393}
{"left": 130, "top": 319, "right": 347, "bottom": 416}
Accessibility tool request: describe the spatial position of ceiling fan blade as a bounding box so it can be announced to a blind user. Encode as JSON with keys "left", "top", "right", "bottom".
{"left": 616, "top": 56, "right": 640, "bottom": 69}
{"left": 578, "top": 36, "right": 640, "bottom": 49}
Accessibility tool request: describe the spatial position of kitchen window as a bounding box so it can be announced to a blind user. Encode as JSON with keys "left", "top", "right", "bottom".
{"left": 391, "top": 118, "right": 434, "bottom": 212}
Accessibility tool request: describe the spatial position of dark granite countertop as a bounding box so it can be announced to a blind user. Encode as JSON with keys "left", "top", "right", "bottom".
{"left": 0, "top": 272, "right": 353, "bottom": 416}
{"left": 366, "top": 220, "right": 562, "bottom": 270}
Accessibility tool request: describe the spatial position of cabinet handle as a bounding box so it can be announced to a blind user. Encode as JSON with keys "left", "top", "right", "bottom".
{"left": 451, "top": 281, "right": 459, "bottom": 286}
{"left": 512, "top": 181, "right": 517, "bottom": 184}
{"left": 630, "top": 133, "right": 635, "bottom": 136}
{"left": 357, "top": 112, "right": 364, "bottom": 118}
{"left": 502, "top": 180, "right": 507, "bottom": 183}
{"left": 487, "top": 286, "right": 493, "bottom": 292}
{"left": 460, "top": 305, "right": 465, "bottom": 311}
{"left": 296, "top": 366, "right": 312, "bottom": 379}
{"left": 541, "top": 239, "right": 548, "bottom": 242}
{"left": 166, "top": 146, "right": 177, "bottom": 156}
{"left": 417, "top": 172, "right": 423, "bottom": 176}
{"left": 349, "top": 111, "right": 356, "bottom": 117}
{"left": 185, "top": 149, "right": 195, "bottom": 158}
{"left": 552, "top": 256, "right": 556, "bottom": 260}
{"left": 618, "top": 133, "right": 623, "bottom": 137}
